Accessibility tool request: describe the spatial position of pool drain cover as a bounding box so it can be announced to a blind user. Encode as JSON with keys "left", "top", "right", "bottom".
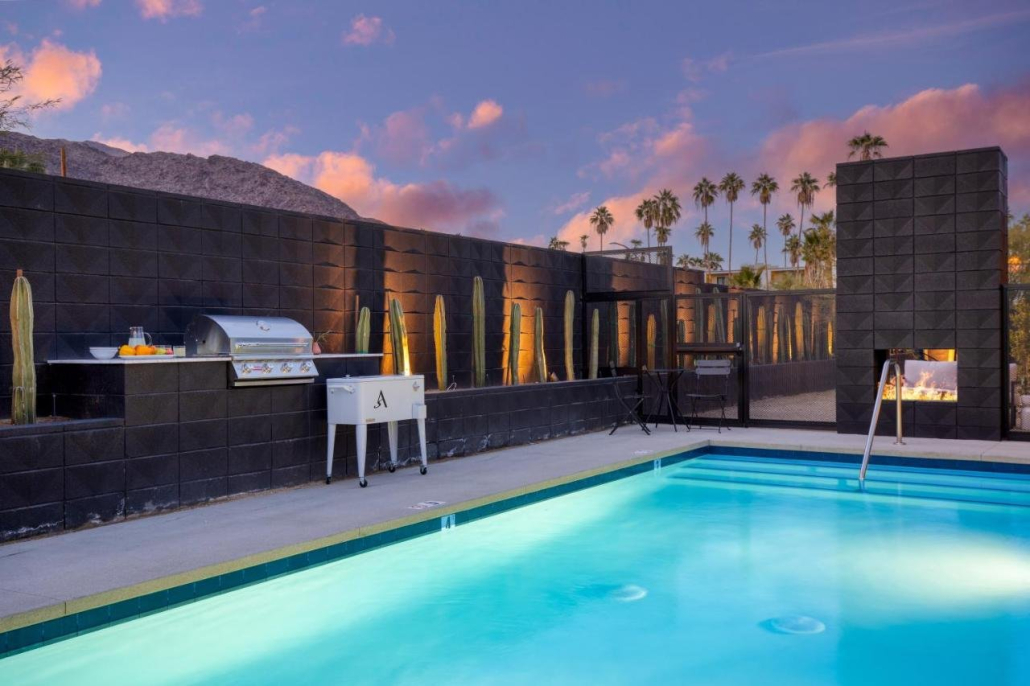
{"left": 578, "top": 583, "right": 648, "bottom": 602}
{"left": 761, "top": 615, "right": 825, "bottom": 635}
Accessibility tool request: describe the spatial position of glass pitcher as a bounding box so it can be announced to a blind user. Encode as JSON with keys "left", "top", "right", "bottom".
{"left": 128, "top": 327, "right": 152, "bottom": 347}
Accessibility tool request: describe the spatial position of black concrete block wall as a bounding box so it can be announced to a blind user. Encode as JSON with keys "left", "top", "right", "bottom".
{"left": 0, "top": 167, "right": 657, "bottom": 408}
{"left": 835, "top": 147, "right": 1007, "bottom": 440}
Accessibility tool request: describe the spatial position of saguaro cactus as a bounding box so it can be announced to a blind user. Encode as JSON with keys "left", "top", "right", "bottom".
{"left": 589, "top": 308, "right": 599, "bottom": 380}
{"left": 533, "top": 306, "right": 547, "bottom": 383}
{"left": 507, "top": 302, "right": 522, "bottom": 385}
{"left": 472, "top": 276, "right": 486, "bottom": 387}
{"left": 646, "top": 314, "right": 656, "bottom": 370}
{"left": 563, "top": 290, "right": 575, "bottom": 381}
{"left": 10, "top": 269, "right": 35, "bottom": 425}
{"left": 389, "top": 298, "right": 410, "bottom": 375}
{"left": 628, "top": 302, "right": 637, "bottom": 367}
{"left": 433, "top": 295, "right": 447, "bottom": 390}
{"left": 355, "top": 306, "right": 370, "bottom": 354}
{"left": 608, "top": 302, "right": 620, "bottom": 373}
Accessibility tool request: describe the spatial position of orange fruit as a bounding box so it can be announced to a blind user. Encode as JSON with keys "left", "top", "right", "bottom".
{"left": 119, "top": 345, "right": 135, "bottom": 356}
{"left": 135, "top": 345, "right": 150, "bottom": 355}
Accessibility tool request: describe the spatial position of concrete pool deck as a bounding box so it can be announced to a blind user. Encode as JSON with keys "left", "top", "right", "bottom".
{"left": 1, "top": 425, "right": 1028, "bottom": 634}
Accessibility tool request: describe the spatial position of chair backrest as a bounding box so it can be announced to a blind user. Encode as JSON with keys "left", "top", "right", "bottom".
{"left": 695, "top": 359, "right": 732, "bottom": 376}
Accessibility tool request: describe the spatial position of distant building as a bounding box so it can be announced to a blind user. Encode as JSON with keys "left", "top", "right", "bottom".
{"left": 705, "top": 265, "right": 805, "bottom": 287}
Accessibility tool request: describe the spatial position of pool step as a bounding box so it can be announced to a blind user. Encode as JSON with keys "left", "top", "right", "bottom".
{"left": 668, "top": 457, "right": 1030, "bottom": 507}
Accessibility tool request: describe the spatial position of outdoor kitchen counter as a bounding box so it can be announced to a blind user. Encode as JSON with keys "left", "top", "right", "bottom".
{"left": 47, "top": 354, "right": 383, "bottom": 365}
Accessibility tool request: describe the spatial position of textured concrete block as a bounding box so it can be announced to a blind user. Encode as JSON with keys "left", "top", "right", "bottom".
{"left": 873, "top": 158, "right": 913, "bottom": 181}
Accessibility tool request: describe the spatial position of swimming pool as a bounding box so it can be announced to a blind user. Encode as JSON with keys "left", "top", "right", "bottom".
{"left": 2, "top": 451, "right": 1029, "bottom": 684}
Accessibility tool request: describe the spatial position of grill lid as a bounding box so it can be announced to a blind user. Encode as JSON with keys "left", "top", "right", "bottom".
{"left": 185, "top": 314, "right": 313, "bottom": 357}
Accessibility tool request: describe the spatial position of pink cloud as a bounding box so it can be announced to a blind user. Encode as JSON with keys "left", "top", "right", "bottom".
{"left": 467, "top": 99, "right": 503, "bottom": 129}
{"left": 553, "top": 190, "right": 590, "bottom": 215}
{"left": 681, "top": 53, "right": 732, "bottom": 83}
{"left": 135, "top": 0, "right": 202, "bottom": 21}
{"left": 342, "top": 15, "right": 394, "bottom": 46}
{"left": 264, "top": 150, "right": 502, "bottom": 232}
{"left": 0, "top": 39, "right": 102, "bottom": 111}
{"left": 584, "top": 79, "right": 626, "bottom": 98}
{"left": 148, "top": 123, "right": 228, "bottom": 157}
{"left": 211, "top": 111, "right": 254, "bottom": 137}
{"left": 66, "top": 0, "right": 102, "bottom": 9}
{"left": 91, "top": 135, "right": 148, "bottom": 153}
{"left": 374, "top": 108, "right": 432, "bottom": 165}
{"left": 759, "top": 80, "right": 1030, "bottom": 211}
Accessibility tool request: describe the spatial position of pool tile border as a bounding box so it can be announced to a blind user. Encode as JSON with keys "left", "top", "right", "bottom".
{"left": 0, "top": 445, "right": 706, "bottom": 658}
{"left": 4, "top": 440, "right": 1028, "bottom": 658}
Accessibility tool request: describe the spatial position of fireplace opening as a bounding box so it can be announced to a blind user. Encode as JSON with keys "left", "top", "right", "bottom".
{"left": 877, "top": 348, "right": 958, "bottom": 402}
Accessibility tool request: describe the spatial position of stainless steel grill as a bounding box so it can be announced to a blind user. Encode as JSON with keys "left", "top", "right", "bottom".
{"left": 184, "top": 314, "right": 318, "bottom": 386}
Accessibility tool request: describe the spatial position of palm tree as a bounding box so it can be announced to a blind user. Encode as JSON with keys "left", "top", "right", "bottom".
{"left": 676, "top": 254, "right": 692, "bottom": 268}
{"left": 692, "top": 177, "right": 719, "bottom": 230}
{"left": 826, "top": 171, "right": 836, "bottom": 188}
{"left": 750, "top": 173, "right": 778, "bottom": 286}
{"left": 776, "top": 213, "right": 795, "bottom": 267}
{"left": 589, "top": 206, "right": 614, "bottom": 251}
{"left": 790, "top": 172, "right": 820, "bottom": 246}
{"left": 694, "top": 221, "right": 714, "bottom": 257}
{"left": 630, "top": 238, "right": 644, "bottom": 261}
{"left": 704, "top": 251, "right": 724, "bottom": 272}
{"left": 579, "top": 234, "right": 589, "bottom": 251}
{"left": 718, "top": 173, "right": 745, "bottom": 272}
{"left": 847, "top": 131, "right": 888, "bottom": 161}
{"left": 634, "top": 198, "right": 657, "bottom": 252}
{"left": 729, "top": 264, "right": 765, "bottom": 289}
{"left": 784, "top": 234, "right": 802, "bottom": 270}
{"left": 654, "top": 188, "right": 682, "bottom": 248}
{"left": 548, "top": 237, "right": 569, "bottom": 251}
{"left": 748, "top": 223, "right": 766, "bottom": 267}
{"left": 804, "top": 210, "right": 837, "bottom": 287}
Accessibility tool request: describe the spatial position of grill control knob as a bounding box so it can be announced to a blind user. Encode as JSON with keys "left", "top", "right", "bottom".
{"left": 242, "top": 363, "right": 253, "bottom": 374}
{"left": 281, "top": 362, "right": 293, "bottom": 373}
{"left": 262, "top": 363, "right": 273, "bottom": 374}
{"left": 300, "top": 362, "right": 311, "bottom": 373}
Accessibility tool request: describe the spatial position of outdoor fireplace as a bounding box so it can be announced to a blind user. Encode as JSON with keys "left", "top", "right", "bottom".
{"left": 881, "top": 349, "right": 958, "bottom": 403}
{"left": 835, "top": 148, "right": 1008, "bottom": 440}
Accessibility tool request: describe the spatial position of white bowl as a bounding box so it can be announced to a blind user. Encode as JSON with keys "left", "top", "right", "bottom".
{"left": 89, "top": 347, "right": 119, "bottom": 360}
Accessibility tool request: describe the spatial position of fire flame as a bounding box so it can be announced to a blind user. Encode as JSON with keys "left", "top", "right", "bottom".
{"left": 883, "top": 364, "right": 958, "bottom": 402}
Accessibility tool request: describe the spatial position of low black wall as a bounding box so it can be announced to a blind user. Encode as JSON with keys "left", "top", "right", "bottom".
{"left": 1, "top": 367, "right": 634, "bottom": 542}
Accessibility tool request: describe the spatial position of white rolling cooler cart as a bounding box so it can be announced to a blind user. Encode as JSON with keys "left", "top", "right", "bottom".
{"left": 325, "top": 374, "right": 428, "bottom": 487}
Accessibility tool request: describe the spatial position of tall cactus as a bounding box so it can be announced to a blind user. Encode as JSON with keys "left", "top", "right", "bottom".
{"left": 507, "top": 302, "right": 521, "bottom": 385}
{"left": 563, "top": 290, "right": 575, "bottom": 381}
{"left": 677, "top": 319, "right": 686, "bottom": 344}
{"left": 433, "top": 295, "right": 447, "bottom": 390}
{"left": 10, "top": 269, "right": 35, "bottom": 425}
{"left": 355, "top": 306, "right": 370, "bottom": 354}
{"left": 628, "top": 302, "right": 637, "bottom": 367}
{"left": 472, "top": 275, "right": 486, "bottom": 387}
{"left": 646, "top": 314, "right": 657, "bottom": 370}
{"left": 389, "top": 298, "right": 410, "bottom": 375}
{"left": 660, "top": 301, "right": 669, "bottom": 368}
{"left": 533, "top": 306, "right": 547, "bottom": 383}
{"left": 588, "top": 308, "right": 599, "bottom": 380}
{"left": 608, "top": 302, "right": 619, "bottom": 372}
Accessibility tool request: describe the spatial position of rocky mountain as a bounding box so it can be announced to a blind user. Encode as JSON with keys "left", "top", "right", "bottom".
{"left": 0, "top": 132, "right": 361, "bottom": 221}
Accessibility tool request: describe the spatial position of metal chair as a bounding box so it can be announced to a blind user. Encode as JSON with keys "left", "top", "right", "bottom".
{"left": 685, "top": 359, "right": 733, "bottom": 433}
{"left": 610, "top": 379, "right": 651, "bottom": 435}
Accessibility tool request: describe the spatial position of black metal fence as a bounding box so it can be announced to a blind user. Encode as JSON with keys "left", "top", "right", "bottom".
{"left": 1006, "top": 284, "right": 1030, "bottom": 438}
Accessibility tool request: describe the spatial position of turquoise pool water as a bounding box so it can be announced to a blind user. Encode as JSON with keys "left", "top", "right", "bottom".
{"left": 2, "top": 453, "right": 1029, "bottom": 685}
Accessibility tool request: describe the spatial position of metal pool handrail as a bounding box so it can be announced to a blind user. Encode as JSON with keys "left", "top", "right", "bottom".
{"left": 859, "top": 359, "right": 905, "bottom": 487}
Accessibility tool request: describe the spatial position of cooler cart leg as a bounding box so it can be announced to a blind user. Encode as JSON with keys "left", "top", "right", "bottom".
{"left": 387, "top": 420, "right": 398, "bottom": 473}
{"left": 356, "top": 423, "right": 368, "bottom": 488}
{"left": 415, "top": 402, "right": 428, "bottom": 475}
{"left": 416, "top": 418, "right": 428, "bottom": 475}
{"left": 325, "top": 423, "right": 337, "bottom": 484}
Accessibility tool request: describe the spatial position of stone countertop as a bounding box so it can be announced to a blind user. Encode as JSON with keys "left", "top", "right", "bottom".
{"left": 47, "top": 353, "right": 383, "bottom": 365}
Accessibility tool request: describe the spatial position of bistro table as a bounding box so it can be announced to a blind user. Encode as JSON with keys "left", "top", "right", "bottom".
{"left": 643, "top": 367, "right": 690, "bottom": 432}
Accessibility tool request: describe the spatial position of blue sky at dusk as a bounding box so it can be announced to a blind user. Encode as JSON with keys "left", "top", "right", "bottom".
{"left": 3, "top": 0, "right": 1029, "bottom": 263}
